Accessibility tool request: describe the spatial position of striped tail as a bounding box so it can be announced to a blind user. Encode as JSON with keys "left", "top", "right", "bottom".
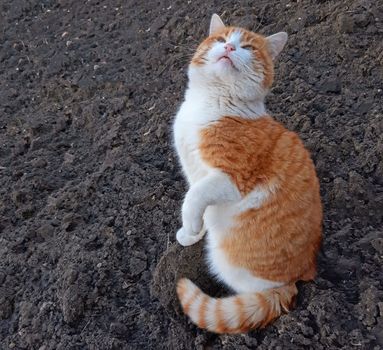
{"left": 176, "top": 278, "right": 297, "bottom": 334}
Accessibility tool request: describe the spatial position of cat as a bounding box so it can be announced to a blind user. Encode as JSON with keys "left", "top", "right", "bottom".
{"left": 172, "top": 14, "right": 322, "bottom": 333}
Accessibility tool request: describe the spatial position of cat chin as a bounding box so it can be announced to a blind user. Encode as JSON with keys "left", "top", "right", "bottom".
{"left": 216, "top": 58, "right": 236, "bottom": 70}
{"left": 217, "top": 56, "right": 233, "bottom": 65}
{"left": 209, "top": 61, "right": 238, "bottom": 78}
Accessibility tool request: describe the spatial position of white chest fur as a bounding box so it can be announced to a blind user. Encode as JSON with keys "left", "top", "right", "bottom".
{"left": 173, "top": 98, "right": 212, "bottom": 185}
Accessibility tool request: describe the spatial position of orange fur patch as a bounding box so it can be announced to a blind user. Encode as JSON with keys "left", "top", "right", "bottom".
{"left": 199, "top": 116, "right": 322, "bottom": 283}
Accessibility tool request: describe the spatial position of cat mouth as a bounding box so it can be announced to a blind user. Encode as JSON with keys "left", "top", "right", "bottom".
{"left": 218, "top": 55, "right": 234, "bottom": 66}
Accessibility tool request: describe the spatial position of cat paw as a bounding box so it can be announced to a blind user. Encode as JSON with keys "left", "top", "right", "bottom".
{"left": 182, "top": 205, "right": 203, "bottom": 235}
{"left": 176, "top": 227, "right": 204, "bottom": 247}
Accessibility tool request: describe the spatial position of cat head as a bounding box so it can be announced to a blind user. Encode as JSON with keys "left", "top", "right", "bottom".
{"left": 189, "top": 14, "right": 287, "bottom": 100}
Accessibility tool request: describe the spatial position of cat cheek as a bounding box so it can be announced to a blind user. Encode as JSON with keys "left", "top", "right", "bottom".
{"left": 208, "top": 45, "right": 225, "bottom": 58}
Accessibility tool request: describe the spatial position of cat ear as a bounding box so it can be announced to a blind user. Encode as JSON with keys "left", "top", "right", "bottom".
{"left": 266, "top": 32, "right": 288, "bottom": 60}
{"left": 209, "top": 14, "right": 225, "bottom": 35}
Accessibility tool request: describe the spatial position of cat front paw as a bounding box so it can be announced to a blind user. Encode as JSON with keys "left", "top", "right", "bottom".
{"left": 182, "top": 204, "right": 203, "bottom": 235}
{"left": 176, "top": 227, "right": 204, "bottom": 247}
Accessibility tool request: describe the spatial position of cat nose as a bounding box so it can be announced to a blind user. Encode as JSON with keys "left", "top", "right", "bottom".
{"left": 224, "top": 43, "right": 236, "bottom": 52}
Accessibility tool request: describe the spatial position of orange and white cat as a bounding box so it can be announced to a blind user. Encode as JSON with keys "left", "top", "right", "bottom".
{"left": 173, "top": 14, "right": 322, "bottom": 333}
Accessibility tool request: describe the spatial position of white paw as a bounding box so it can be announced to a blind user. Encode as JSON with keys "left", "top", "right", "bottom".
{"left": 182, "top": 203, "right": 203, "bottom": 235}
{"left": 176, "top": 227, "right": 205, "bottom": 247}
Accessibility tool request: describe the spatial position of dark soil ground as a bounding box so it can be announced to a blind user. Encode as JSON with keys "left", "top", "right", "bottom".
{"left": 0, "top": 0, "right": 382, "bottom": 349}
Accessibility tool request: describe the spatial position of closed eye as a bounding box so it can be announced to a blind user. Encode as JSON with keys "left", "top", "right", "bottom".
{"left": 241, "top": 45, "right": 253, "bottom": 50}
{"left": 216, "top": 36, "right": 226, "bottom": 43}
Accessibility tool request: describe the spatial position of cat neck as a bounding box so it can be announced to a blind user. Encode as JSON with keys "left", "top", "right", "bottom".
{"left": 186, "top": 71, "right": 268, "bottom": 120}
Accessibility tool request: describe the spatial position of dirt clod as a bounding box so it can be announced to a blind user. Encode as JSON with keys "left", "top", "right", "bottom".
{"left": 337, "top": 14, "right": 355, "bottom": 33}
{"left": 61, "top": 286, "right": 85, "bottom": 324}
{"left": 151, "top": 240, "right": 222, "bottom": 317}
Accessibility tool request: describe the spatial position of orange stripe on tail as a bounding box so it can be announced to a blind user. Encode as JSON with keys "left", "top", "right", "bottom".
{"left": 176, "top": 278, "right": 297, "bottom": 334}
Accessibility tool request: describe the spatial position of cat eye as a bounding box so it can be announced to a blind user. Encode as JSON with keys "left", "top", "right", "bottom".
{"left": 241, "top": 45, "right": 253, "bottom": 50}
{"left": 216, "top": 36, "right": 226, "bottom": 43}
